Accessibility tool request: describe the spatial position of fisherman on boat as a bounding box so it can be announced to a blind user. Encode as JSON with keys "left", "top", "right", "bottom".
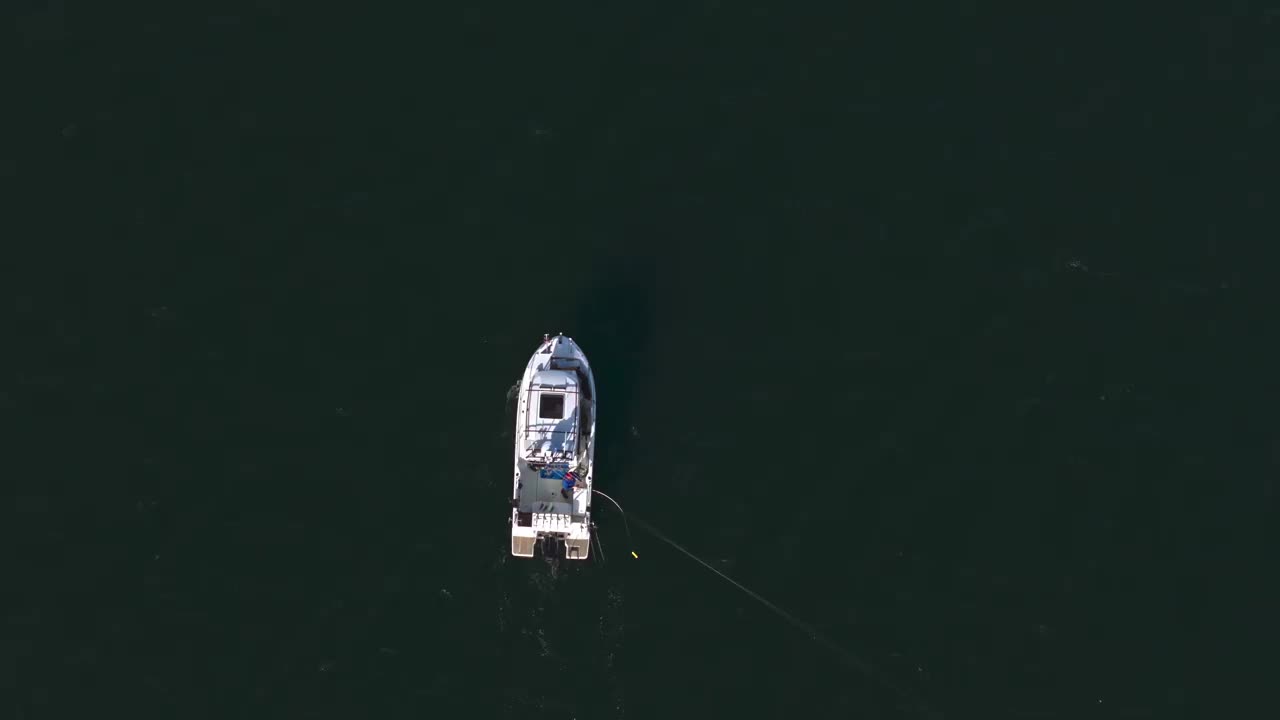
{"left": 560, "top": 470, "right": 579, "bottom": 500}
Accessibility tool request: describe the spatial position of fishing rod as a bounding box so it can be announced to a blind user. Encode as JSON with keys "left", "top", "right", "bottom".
{"left": 590, "top": 488, "right": 942, "bottom": 718}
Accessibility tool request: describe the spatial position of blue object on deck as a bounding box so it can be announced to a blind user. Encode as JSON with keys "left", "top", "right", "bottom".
{"left": 539, "top": 464, "right": 569, "bottom": 480}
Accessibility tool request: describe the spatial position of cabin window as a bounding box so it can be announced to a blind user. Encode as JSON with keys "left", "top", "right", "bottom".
{"left": 538, "top": 393, "right": 565, "bottom": 419}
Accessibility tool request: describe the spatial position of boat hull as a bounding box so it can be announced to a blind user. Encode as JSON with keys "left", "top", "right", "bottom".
{"left": 510, "top": 334, "right": 596, "bottom": 559}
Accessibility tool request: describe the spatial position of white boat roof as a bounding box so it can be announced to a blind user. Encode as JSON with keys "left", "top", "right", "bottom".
{"left": 529, "top": 369, "right": 580, "bottom": 391}
{"left": 521, "top": 370, "right": 581, "bottom": 460}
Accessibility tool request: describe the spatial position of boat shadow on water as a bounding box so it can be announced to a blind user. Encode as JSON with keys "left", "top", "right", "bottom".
{"left": 565, "top": 252, "right": 661, "bottom": 488}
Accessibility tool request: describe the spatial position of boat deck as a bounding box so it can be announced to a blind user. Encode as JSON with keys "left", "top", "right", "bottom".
{"left": 516, "top": 458, "right": 589, "bottom": 516}
{"left": 512, "top": 535, "right": 536, "bottom": 557}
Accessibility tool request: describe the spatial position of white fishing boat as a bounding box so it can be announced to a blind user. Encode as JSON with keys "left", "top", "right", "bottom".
{"left": 510, "top": 333, "right": 597, "bottom": 559}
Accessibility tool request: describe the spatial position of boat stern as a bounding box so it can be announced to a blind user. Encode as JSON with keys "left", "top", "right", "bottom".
{"left": 510, "top": 510, "right": 591, "bottom": 560}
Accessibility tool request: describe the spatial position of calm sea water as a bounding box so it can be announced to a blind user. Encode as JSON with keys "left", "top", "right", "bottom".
{"left": 11, "top": 4, "right": 1272, "bottom": 719}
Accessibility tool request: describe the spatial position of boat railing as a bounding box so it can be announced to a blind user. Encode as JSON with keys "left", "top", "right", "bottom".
{"left": 521, "top": 444, "right": 579, "bottom": 462}
{"left": 522, "top": 420, "right": 578, "bottom": 444}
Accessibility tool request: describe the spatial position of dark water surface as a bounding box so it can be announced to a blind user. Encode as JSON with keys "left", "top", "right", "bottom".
{"left": 10, "top": 4, "right": 1274, "bottom": 719}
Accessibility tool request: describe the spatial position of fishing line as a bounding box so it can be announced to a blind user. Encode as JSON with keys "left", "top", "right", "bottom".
{"left": 592, "top": 525, "right": 607, "bottom": 564}
{"left": 591, "top": 489, "right": 941, "bottom": 718}
{"left": 590, "top": 489, "right": 637, "bottom": 558}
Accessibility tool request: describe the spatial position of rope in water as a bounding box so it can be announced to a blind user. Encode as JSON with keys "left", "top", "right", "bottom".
{"left": 590, "top": 488, "right": 636, "bottom": 558}
{"left": 590, "top": 488, "right": 940, "bottom": 717}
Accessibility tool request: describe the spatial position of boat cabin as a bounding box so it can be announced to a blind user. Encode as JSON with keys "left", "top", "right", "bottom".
{"left": 520, "top": 368, "right": 592, "bottom": 462}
